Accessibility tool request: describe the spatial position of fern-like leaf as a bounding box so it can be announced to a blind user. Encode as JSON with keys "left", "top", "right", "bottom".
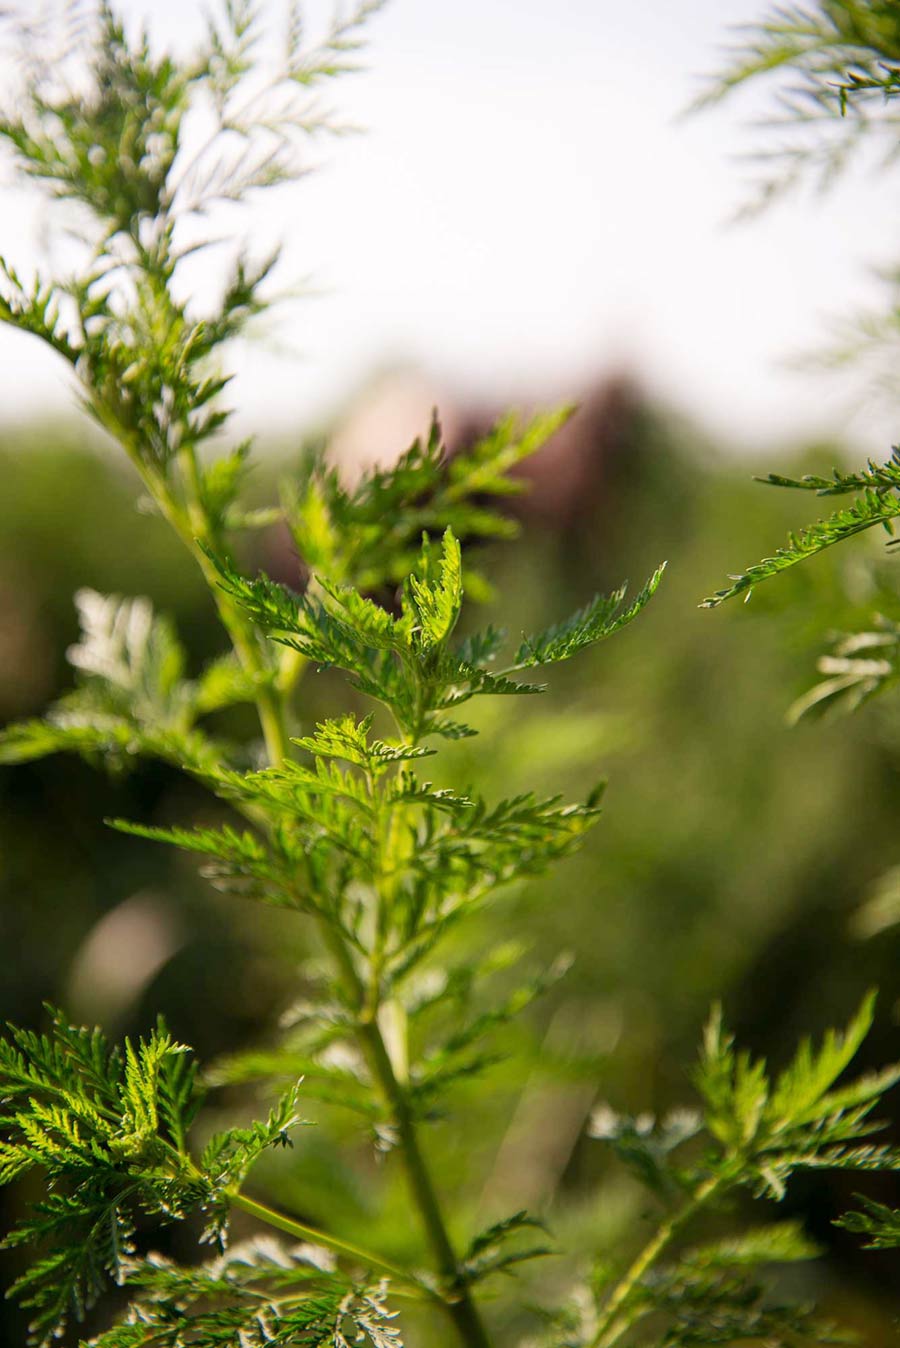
{"left": 702, "top": 486, "right": 900, "bottom": 606}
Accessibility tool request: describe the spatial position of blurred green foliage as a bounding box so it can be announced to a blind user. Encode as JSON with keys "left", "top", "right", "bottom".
{"left": 1, "top": 400, "right": 899, "bottom": 1343}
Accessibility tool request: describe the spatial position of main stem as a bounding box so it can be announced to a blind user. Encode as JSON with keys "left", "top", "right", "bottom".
{"left": 159, "top": 448, "right": 492, "bottom": 1348}
{"left": 320, "top": 925, "right": 493, "bottom": 1348}
{"left": 152, "top": 447, "right": 290, "bottom": 766}
{"left": 363, "top": 1021, "right": 492, "bottom": 1341}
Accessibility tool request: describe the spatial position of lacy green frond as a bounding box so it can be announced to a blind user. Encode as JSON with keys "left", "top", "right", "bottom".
{"left": 110, "top": 715, "right": 603, "bottom": 1003}
{"left": 510, "top": 565, "right": 666, "bottom": 670}
{"left": 405, "top": 529, "right": 463, "bottom": 651}
{"left": 787, "top": 616, "right": 900, "bottom": 721}
{"left": 701, "top": 484, "right": 900, "bottom": 606}
{"left": 0, "top": 714, "right": 220, "bottom": 773}
{"left": 0, "top": 589, "right": 242, "bottom": 772}
{"left": 0, "top": 1008, "right": 380, "bottom": 1346}
{"left": 66, "top": 589, "right": 190, "bottom": 728}
{"left": 530, "top": 1235, "right": 842, "bottom": 1348}
{"left": 762, "top": 447, "right": 900, "bottom": 496}
{"left": 696, "top": 0, "right": 900, "bottom": 208}
{"left": 292, "top": 715, "right": 437, "bottom": 773}
{"left": 698, "top": 2, "right": 900, "bottom": 108}
{"left": 204, "top": 536, "right": 549, "bottom": 736}
{"left": 446, "top": 407, "right": 573, "bottom": 498}
{"left": 0, "top": 1011, "right": 205, "bottom": 1346}
{"left": 208, "top": 539, "right": 662, "bottom": 738}
{"left": 694, "top": 992, "right": 900, "bottom": 1198}
{"left": 765, "top": 989, "right": 877, "bottom": 1120}
{"left": 0, "top": 259, "right": 81, "bottom": 361}
{"left": 199, "top": 1083, "right": 305, "bottom": 1223}
{"left": 285, "top": 407, "right": 574, "bottom": 593}
{"left": 587, "top": 1104, "right": 702, "bottom": 1201}
{"left": 0, "top": 0, "right": 384, "bottom": 489}
{"left": 636, "top": 1267, "right": 849, "bottom": 1348}
{"left": 106, "top": 817, "right": 319, "bottom": 912}
{"left": 85, "top": 1241, "right": 402, "bottom": 1348}
{"left": 701, "top": 442, "right": 900, "bottom": 720}
{"left": 837, "top": 1195, "right": 900, "bottom": 1248}
{"left": 461, "top": 1212, "right": 551, "bottom": 1287}
{"left": 0, "top": 0, "right": 383, "bottom": 227}
{"left": 575, "top": 997, "right": 900, "bottom": 1348}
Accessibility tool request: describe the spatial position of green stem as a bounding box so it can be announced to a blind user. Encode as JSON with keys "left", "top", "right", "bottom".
{"left": 361, "top": 1019, "right": 492, "bottom": 1348}
{"left": 589, "top": 1173, "right": 726, "bottom": 1348}
{"left": 166, "top": 1144, "right": 419, "bottom": 1295}
{"left": 142, "top": 445, "right": 290, "bottom": 766}
{"left": 318, "top": 923, "right": 493, "bottom": 1348}
{"left": 189, "top": 535, "right": 290, "bottom": 766}
{"left": 278, "top": 646, "right": 308, "bottom": 698}
{"left": 370, "top": 764, "right": 406, "bottom": 1010}
{"left": 228, "top": 1190, "right": 427, "bottom": 1295}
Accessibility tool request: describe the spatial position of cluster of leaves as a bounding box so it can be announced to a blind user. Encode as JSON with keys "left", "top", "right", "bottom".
{"left": 0, "top": 0, "right": 384, "bottom": 514}
{"left": 546, "top": 1228, "right": 846, "bottom": 1348}
{"left": 698, "top": 0, "right": 900, "bottom": 403}
{"left": 697, "top": 0, "right": 900, "bottom": 717}
{"left": 287, "top": 408, "right": 575, "bottom": 599}
{"left": 533, "top": 994, "right": 900, "bottom": 1347}
{"left": 697, "top": 0, "right": 900, "bottom": 211}
{"left": 103, "top": 532, "right": 658, "bottom": 1127}
{"left": 786, "top": 613, "right": 900, "bottom": 720}
{"left": 0, "top": 587, "right": 259, "bottom": 772}
{"left": 697, "top": 3, "right": 900, "bottom": 1294}
{"left": 0, "top": 524, "right": 662, "bottom": 1344}
{"left": 701, "top": 449, "right": 900, "bottom": 740}
{"left": 213, "top": 942, "right": 575, "bottom": 1135}
{"left": 0, "top": 1009, "right": 312, "bottom": 1346}
{"left": 702, "top": 453, "right": 900, "bottom": 607}
{"left": 87, "top": 1243, "right": 401, "bottom": 1348}
{"left": 694, "top": 991, "right": 900, "bottom": 1199}
{"left": 207, "top": 528, "right": 663, "bottom": 738}
{"left": 0, "top": 10, "right": 667, "bottom": 1316}
{"left": 611, "top": 1242, "right": 847, "bottom": 1348}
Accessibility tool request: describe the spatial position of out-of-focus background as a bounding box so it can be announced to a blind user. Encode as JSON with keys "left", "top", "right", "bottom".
{"left": 2, "top": 1, "right": 900, "bottom": 1344}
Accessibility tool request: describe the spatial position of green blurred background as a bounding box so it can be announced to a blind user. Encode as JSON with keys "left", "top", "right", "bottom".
{"left": 2, "top": 377, "right": 900, "bottom": 1343}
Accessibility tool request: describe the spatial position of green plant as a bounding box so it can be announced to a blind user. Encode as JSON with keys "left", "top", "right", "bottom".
{"left": 701, "top": 0, "right": 900, "bottom": 1259}
{"left": 700, "top": 0, "right": 900, "bottom": 712}
{"left": 0, "top": 4, "right": 898, "bottom": 1347}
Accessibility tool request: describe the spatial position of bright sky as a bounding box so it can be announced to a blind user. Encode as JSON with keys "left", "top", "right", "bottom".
{"left": 1, "top": 0, "right": 900, "bottom": 455}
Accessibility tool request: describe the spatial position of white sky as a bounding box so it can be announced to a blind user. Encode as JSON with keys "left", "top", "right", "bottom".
{"left": 1, "top": 0, "right": 900, "bottom": 455}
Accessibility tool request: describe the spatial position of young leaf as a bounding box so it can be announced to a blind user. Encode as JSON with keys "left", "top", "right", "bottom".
{"left": 510, "top": 565, "right": 666, "bottom": 669}
{"left": 0, "top": 590, "right": 232, "bottom": 773}
{"left": 787, "top": 617, "right": 900, "bottom": 722}
{"left": 405, "top": 528, "right": 463, "bottom": 651}
{"left": 461, "top": 1211, "right": 551, "bottom": 1287}
{"left": 837, "top": 1195, "right": 900, "bottom": 1249}
{"left": 702, "top": 487, "right": 900, "bottom": 607}
{"left": 285, "top": 407, "right": 575, "bottom": 594}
